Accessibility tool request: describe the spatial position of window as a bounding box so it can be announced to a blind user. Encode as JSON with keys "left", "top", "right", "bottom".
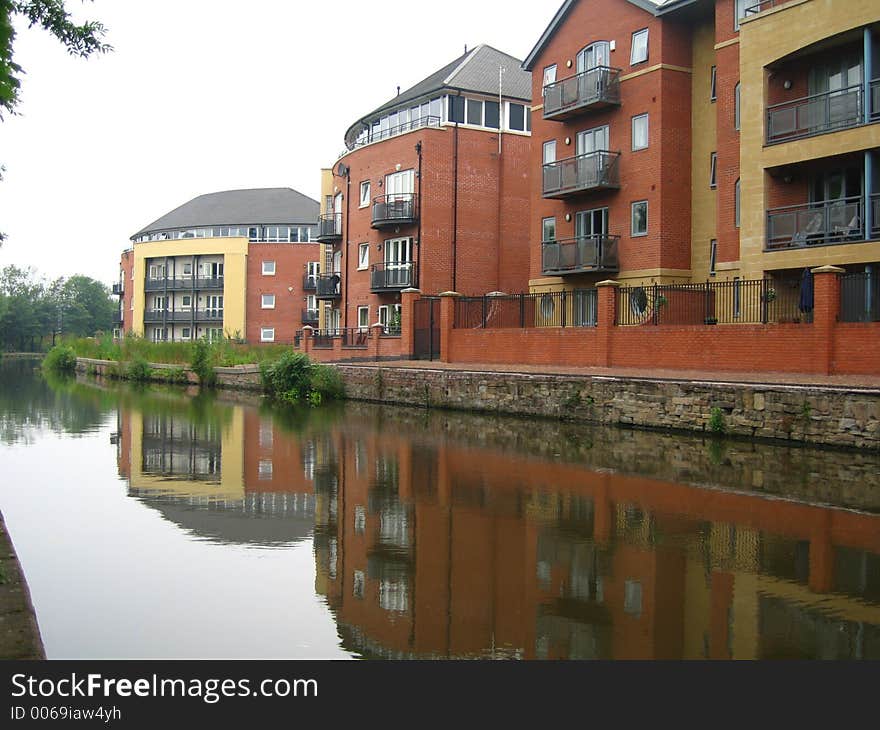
{"left": 466, "top": 98, "right": 483, "bottom": 125}
{"left": 735, "top": 179, "right": 741, "bottom": 228}
{"left": 358, "top": 243, "right": 369, "bottom": 270}
{"left": 181, "top": 295, "right": 191, "bottom": 308}
{"left": 484, "top": 100, "right": 500, "bottom": 129}
{"left": 631, "top": 201, "right": 648, "bottom": 237}
{"left": 631, "top": 29, "right": 648, "bottom": 65}
{"left": 735, "top": 0, "right": 749, "bottom": 31}
{"left": 710, "top": 152, "right": 718, "bottom": 188}
{"left": 508, "top": 102, "right": 529, "bottom": 132}
{"left": 709, "top": 240, "right": 718, "bottom": 277}
{"left": 258, "top": 459, "right": 273, "bottom": 480}
{"left": 149, "top": 264, "right": 165, "bottom": 280}
{"left": 181, "top": 327, "right": 190, "bottom": 339}
{"left": 112, "top": 328, "right": 121, "bottom": 340}
{"left": 577, "top": 41, "right": 610, "bottom": 74}
{"left": 710, "top": 66, "right": 717, "bottom": 101}
{"left": 449, "top": 95, "right": 465, "bottom": 123}
{"left": 543, "top": 64, "right": 557, "bottom": 87}
{"left": 734, "top": 82, "right": 741, "bottom": 130}
{"left": 354, "top": 506, "right": 366, "bottom": 535}
{"left": 543, "top": 140, "right": 556, "bottom": 164}
{"left": 385, "top": 169, "right": 414, "bottom": 197}
{"left": 542, "top": 217, "right": 556, "bottom": 242}
{"left": 260, "top": 327, "right": 275, "bottom": 342}
{"left": 357, "top": 306, "right": 369, "bottom": 330}
{"left": 632, "top": 114, "right": 649, "bottom": 151}
{"left": 261, "top": 294, "right": 275, "bottom": 309}
{"left": 262, "top": 260, "right": 276, "bottom": 276}
{"left": 182, "top": 263, "right": 192, "bottom": 275}
{"left": 359, "top": 181, "right": 370, "bottom": 208}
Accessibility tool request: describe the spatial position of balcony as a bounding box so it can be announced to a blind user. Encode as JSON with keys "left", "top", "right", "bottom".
{"left": 302, "top": 273, "right": 317, "bottom": 291}
{"left": 316, "top": 213, "right": 342, "bottom": 243}
{"left": 766, "top": 82, "right": 879, "bottom": 144}
{"left": 765, "top": 195, "right": 874, "bottom": 251}
{"left": 372, "top": 194, "right": 418, "bottom": 228}
{"left": 542, "top": 151, "right": 620, "bottom": 199}
{"left": 370, "top": 262, "right": 417, "bottom": 292}
{"left": 302, "top": 309, "right": 319, "bottom": 325}
{"left": 144, "top": 277, "right": 224, "bottom": 292}
{"left": 543, "top": 66, "right": 621, "bottom": 121}
{"left": 541, "top": 236, "right": 620, "bottom": 276}
{"left": 143, "top": 310, "right": 223, "bottom": 324}
{"left": 316, "top": 274, "right": 342, "bottom": 300}
{"left": 112, "top": 283, "right": 123, "bottom": 296}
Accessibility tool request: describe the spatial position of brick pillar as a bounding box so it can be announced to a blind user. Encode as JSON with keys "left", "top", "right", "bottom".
{"left": 811, "top": 266, "right": 844, "bottom": 375}
{"left": 595, "top": 280, "right": 620, "bottom": 368}
{"left": 400, "top": 287, "right": 421, "bottom": 360}
{"left": 301, "top": 325, "right": 313, "bottom": 356}
{"left": 438, "top": 291, "right": 460, "bottom": 363}
{"left": 370, "top": 323, "right": 384, "bottom": 361}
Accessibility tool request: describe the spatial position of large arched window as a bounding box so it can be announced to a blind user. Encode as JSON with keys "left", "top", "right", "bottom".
{"left": 577, "top": 41, "right": 610, "bottom": 73}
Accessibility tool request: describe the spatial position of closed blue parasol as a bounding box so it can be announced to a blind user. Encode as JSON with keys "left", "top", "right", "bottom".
{"left": 798, "top": 267, "right": 814, "bottom": 313}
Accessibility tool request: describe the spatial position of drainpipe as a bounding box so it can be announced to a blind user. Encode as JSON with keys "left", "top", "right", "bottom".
{"left": 343, "top": 171, "right": 351, "bottom": 330}
{"left": 865, "top": 28, "right": 874, "bottom": 240}
{"left": 415, "top": 141, "right": 423, "bottom": 289}
{"left": 452, "top": 92, "right": 461, "bottom": 293}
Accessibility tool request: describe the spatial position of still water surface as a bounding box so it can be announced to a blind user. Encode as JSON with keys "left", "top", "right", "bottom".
{"left": 2, "top": 358, "right": 880, "bottom": 659}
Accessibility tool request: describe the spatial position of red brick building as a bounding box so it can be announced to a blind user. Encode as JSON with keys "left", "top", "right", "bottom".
{"left": 316, "top": 45, "right": 533, "bottom": 333}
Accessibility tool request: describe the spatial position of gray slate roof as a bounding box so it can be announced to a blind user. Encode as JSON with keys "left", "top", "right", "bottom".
{"left": 345, "top": 44, "right": 532, "bottom": 143}
{"left": 132, "top": 187, "right": 319, "bottom": 239}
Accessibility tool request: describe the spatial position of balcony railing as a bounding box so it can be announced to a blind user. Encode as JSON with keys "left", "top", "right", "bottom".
{"left": 873, "top": 194, "right": 880, "bottom": 240}
{"left": 302, "top": 273, "right": 318, "bottom": 291}
{"left": 372, "top": 194, "right": 418, "bottom": 228}
{"left": 370, "top": 262, "right": 416, "bottom": 292}
{"left": 744, "top": 0, "right": 781, "bottom": 15}
{"left": 543, "top": 66, "right": 621, "bottom": 121}
{"left": 302, "top": 308, "right": 319, "bottom": 325}
{"left": 542, "top": 151, "right": 620, "bottom": 198}
{"left": 765, "top": 196, "right": 866, "bottom": 251}
{"left": 143, "top": 310, "right": 223, "bottom": 324}
{"left": 767, "top": 84, "right": 865, "bottom": 144}
{"left": 840, "top": 271, "right": 880, "bottom": 323}
{"left": 541, "top": 235, "right": 620, "bottom": 275}
{"left": 346, "top": 115, "right": 441, "bottom": 152}
{"left": 873, "top": 79, "right": 880, "bottom": 122}
{"left": 316, "top": 213, "right": 342, "bottom": 242}
{"left": 454, "top": 290, "right": 599, "bottom": 329}
{"left": 112, "top": 283, "right": 123, "bottom": 296}
{"left": 144, "top": 277, "right": 224, "bottom": 291}
{"left": 316, "top": 274, "right": 342, "bottom": 300}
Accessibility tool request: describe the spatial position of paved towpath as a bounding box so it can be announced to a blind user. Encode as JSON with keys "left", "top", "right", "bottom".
{"left": 0, "top": 511, "right": 45, "bottom": 659}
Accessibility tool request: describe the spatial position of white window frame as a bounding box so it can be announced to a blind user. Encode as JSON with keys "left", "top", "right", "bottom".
{"left": 631, "top": 29, "right": 649, "bottom": 65}
{"left": 359, "top": 181, "right": 371, "bottom": 208}
{"left": 710, "top": 152, "right": 718, "bottom": 188}
{"left": 543, "top": 140, "right": 557, "bottom": 164}
{"left": 543, "top": 64, "right": 557, "bottom": 88}
{"left": 358, "top": 243, "right": 369, "bottom": 271}
{"left": 734, "top": 0, "right": 749, "bottom": 31}
{"left": 260, "top": 327, "right": 275, "bottom": 343}
{"left": 632, "top": 113, "right": 649, "bottom": 151}
{"left": 181, "top": 327, "right": 191, "bottom": 339}
{"left": 357, "top": 306, "right": 370, "bottom": 331}
{"left": 709, "top": 240, "right": 718, "bottom": 277}
{"left": 262, "top": 260, "right": 276, "bottom": 276}
{"left": 261, "top": 294, "right": 276, "bottom": 310}
{"left": 735, "top": 179, "right": 741, "bottom": 229}
{"left": 542, "top": 217, "right": 556, "bottom": 243}
{"left": 710, "top": 65, "right": 717, "bottom": 101}
{"left": 181, "top": 295, "right": 192, "bottom": 309}
{"left": 631, "top": 201, "right": 648, "bottom": 237}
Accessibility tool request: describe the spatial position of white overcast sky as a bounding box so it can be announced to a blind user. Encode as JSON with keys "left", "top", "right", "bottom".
{"left": 0, "top": 0, "right": 559, "bottom": 286}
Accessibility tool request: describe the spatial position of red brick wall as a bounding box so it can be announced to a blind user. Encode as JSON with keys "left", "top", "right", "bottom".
{"left": 529, "top": 0, "right": 694, "bottom": 281}
{"left": 245, "top": 242, "right": 321, "bottom": 344}
{"left": 834, "top": 324, "right": 880, "bottom": 375}
{"left": 120, "top": 250, "right": 133, "bottom": 333}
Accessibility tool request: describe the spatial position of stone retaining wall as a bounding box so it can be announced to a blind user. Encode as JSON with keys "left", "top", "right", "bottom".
{"left": 336, "top": 365, "right": 880, "bottom": 450}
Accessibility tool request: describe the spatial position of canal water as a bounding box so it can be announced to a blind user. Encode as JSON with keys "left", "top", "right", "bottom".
{"left": 1, "top": 357, "right": 879, "bottom": 660}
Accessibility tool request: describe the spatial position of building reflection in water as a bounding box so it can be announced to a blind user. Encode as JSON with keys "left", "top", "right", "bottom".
{"left": 114, "top": 394, "right": 880, "bottom": 659}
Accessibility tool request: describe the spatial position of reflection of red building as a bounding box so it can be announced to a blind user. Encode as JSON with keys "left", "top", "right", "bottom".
{"left": 314, "top": 422, "right": 880, "bottom": 660}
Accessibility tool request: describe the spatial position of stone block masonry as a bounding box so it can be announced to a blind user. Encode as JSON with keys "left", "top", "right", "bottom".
{"left": 335, "top": 364, "right": 880, "bottom": 451}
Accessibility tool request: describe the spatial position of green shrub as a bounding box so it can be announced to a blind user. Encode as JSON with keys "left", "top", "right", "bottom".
{"left": 127, "top": 356, "right": 152, "bottom": 382}
{"left": 709, "top": 407, "right": 726, "bottom": 434}
{"left": 311, "top": 364, "right": 345, "bottom": 401}
{"left": 166, "top": 367, "right": 189, "bottom": 384}
{"left": 261, "top": 351, "right": 314, "bottom": 401}
{"left": 43, "top": 345, "right": 77, "bottom": 374}
{"left": 191, "top": 340, "right": 216, "bottom": 386}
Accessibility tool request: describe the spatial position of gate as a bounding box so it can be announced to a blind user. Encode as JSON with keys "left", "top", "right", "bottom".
{"left": 413, "top": 297, "right": 440, "bottom": 360}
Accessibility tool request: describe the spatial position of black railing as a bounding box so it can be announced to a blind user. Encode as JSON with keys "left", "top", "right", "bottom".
{"left": 840, "top": 271, "right": 880, "bottom": 323}
{"left": 382, "top": 324, "right": 402, "bottom": 337}
{"left": 766, "top": 196, "right": 864, "bottom": 250}
{"left": 372, "top": 194, "right": 418, "bottom": 227}
{"left": 143, "top": 310, "right": 224, "bottom": 324}
{"left": 112, "top": 283, "right": 123, "bottom": 296}
{"left": 316, "top": 274, "right": 342, "bottom": 299}
{"left": 311, "top": 330, "right": 337, "bottom": 349}
{"left": 347, "top": 115, "right": 441, "bottom": 151}
{"left": 873, "top": 194, "right": 880, "bottom": 239}
{"left": 541, "top": 236, "right": 619, "bottom": 275}
{"left": 302, "top": 309, "right": 319, "bottom": 325}
{"left": 872, "top": 79, "right": 880, "bottom": 121}
{"left": 454, "top": 290, "right": 598, "bottom": 329}
{"left": 616, "top": 279, "right": 809, "bottom": 326}
{"left": 744, "top": 0, "right": 780, "bottom": 15}
{"left": 767, "top": 84, "right": 863, "bottom": 143}
{"left": 144, "top": 277, "right": 224, "bottom": 292}
{"left": 542, "top": 151, "right": 620, "bottom": 198}
{"left": 543, "top": 66, "right": 621, "bottom": 120}
{"left": 341, "top": 328, "right": 370, "bottom": 348}
{"left": 317, "top": 214, "right": 342, "bottom": 241}
{"left": 302, "top": 273, "right": 318, "bottom": 291}
{"left": 370, "top": 262, "right": 416, "bottom": 291}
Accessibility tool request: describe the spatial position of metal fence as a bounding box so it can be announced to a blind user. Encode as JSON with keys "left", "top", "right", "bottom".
{"left": 616, "top": 279, "right": 810, "bottom": 326}
{"left": 840, "top": 271, "right": 880, "bottom": 323}
{"left": 454, "top": 290, "right": 598, "bottom": 329}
